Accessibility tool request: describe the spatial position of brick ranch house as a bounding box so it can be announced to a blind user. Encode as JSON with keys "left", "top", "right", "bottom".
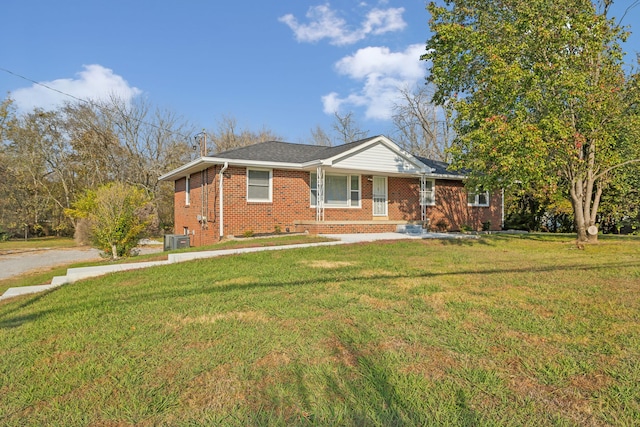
{"left": 159, "top": 135, "right": 503, "bottom": 246}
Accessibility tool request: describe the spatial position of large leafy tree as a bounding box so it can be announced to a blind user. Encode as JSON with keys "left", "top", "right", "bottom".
{"left": 423, "top": 0, "right": 640, "bottom": 242}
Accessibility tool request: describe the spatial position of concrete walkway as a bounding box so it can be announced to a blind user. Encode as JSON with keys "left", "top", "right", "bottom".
{"left": 0, "top": 232, "right": 476, "bottom": 301}
{"left": 0, "top": 247, "right": 102, "bottom": 280}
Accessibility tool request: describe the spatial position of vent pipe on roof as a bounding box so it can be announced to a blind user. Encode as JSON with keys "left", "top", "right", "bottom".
{"left": 219, "top": 162, "right": 229, "bottom": 239}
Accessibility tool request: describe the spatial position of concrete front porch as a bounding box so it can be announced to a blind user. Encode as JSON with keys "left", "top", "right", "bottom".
{"left": 293, "top": 220, "right": 425, "bottom": 234}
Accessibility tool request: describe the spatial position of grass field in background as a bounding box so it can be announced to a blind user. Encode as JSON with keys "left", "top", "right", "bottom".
{"left": 0, "top": 235, "right": 638, "bottom": 425}
{"left": 0, "top": 237, "right": 77, "bottom": 253}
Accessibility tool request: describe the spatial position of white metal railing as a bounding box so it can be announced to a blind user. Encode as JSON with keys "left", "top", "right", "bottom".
{"left": 316, "top": 167, "right": 324, "bottom": 221}
{"left": 420, "top": 175, "right": 427, "bottom": 222}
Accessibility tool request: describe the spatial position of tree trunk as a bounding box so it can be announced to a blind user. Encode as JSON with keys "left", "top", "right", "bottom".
{"left": 576, "top": 220, "right": 588, "bottom": 242}
{"left": 570, "top": 176, "right": 601, "bottom": 243}
{"left": 111, "top": 243, "right": 119, "bottom": 260}
{"left": 570, "top": 181, "right": 589, "bottom": 243}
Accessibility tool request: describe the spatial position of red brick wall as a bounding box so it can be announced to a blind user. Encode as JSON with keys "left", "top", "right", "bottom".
{"left": 173, "top": 169, "right": 218, "bottom": 247}
{"left": 296, "top": 222, "right": 401, "bottom": 234}
{"left": 222, "top": 166, "right": 314, "bottom": 237}
{"left": 427, "top": 179, "right": 502, "bottom": 232}
{"left": 172, "top": 168, "right": 503, "bottom": 246}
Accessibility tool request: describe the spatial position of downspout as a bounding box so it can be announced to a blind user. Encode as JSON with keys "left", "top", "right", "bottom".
{"left": 219, "top": 162, "right": 229, "bottom": 239}
{"left": 501, "top": 188, "right": 505, "bottom": 230}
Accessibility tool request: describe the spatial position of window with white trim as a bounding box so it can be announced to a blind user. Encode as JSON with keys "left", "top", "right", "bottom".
{"left": 247, "top": 169, "right": 272, "bottom": 202}
{"left": 310, "top": 172, "right": 360, "bottom": 207}
{"left": 468, "top": 189, "right": 490, "bottom": 207}
{"left": 185, "top": 175, "right": 190, "bottom": 206}
{"left": 421, "top": 179, "right": 435, "bottom": 206}
{"left": 310, "top": 174, "right": 318, "bottom": 206}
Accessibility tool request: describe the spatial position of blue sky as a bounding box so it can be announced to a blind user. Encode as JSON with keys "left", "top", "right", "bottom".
{"left": 1, "top": 1, "right": 639, "bottom": 144}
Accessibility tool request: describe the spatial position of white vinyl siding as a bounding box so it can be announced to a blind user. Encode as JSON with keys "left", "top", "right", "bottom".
{"left": 247, "top": 169, "right": 272, "bottom": 202}
{"left": 311, "top": 172, "right": 360, "bottom": 208}
{"left": 331, "top": 142, "right": 422, "bottom": 174}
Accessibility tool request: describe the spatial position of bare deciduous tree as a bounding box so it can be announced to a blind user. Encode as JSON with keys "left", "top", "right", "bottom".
{"left": 208, "top": 114, "right": 282, "bottom": 153}
{"left": 332, "top": 111, "right": 369, "bottom": 145}
{"left": 309, "top": 124, "right": 333, "bottom": 147}
{"left": 391, "top": 84, "right": 453, "bottom": 161}
{"left": 0, "top": 95, "right": 194, "bottom": 237}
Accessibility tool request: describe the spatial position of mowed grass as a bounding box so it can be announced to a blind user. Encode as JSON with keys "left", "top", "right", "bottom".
{"left": 0, "top": 236, "right": 77, "bottom": 253}
{"left": 0, "top": 235, "right": 638, "bottom": 426}
{"left": 0, "top": 235, "right": 335, "bottom": 295}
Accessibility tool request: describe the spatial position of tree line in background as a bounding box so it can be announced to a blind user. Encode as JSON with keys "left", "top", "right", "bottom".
{"left": 0, "top": 96, "right": 193, "bottom": 245}
{"left": 0, "top": 81, "right": 455, "bottom": 248}
{"left": 2, "top": 0, "right": 640, "bottom": 251}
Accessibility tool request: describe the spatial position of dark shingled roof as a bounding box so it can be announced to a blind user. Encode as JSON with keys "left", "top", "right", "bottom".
{"left": 415, "top": 156, "right": 464, "bottom": 177}
{"left": 210, "top": 136, "right": 380, "bottom": 164}
{"left": 209, "top": 137, "right": 465, "bottom": 177}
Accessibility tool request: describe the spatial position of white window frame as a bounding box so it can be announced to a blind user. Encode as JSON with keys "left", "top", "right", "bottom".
{"left": 310, "top": 172, "right": 360, "bottom": 208}
{"left": 468, "top": 189, "right": 490, "bottom": 207}
{"left": 421, "top": 178, "right": 436, "bottom": 206}
{"left": 247, "top": 168, "right": 272, "bottom": 203}
{"left": 185, "top": 175, "right": 190, "bottom": 206}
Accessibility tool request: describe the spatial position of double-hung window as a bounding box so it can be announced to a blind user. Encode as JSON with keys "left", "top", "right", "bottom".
{"left": 185, "top": 175, "right": 190, "bottom": 206}
{"left": 421, "top": 179, "right": 435, "bottom": 206}
{"left": 468, "top": 188, "right": 489, "bottom": 207}
{"left": 311, "top": 173, "right": 360, "bottom": 207}
{"left": 247, "top": 169, "right": 272, "bottom": 202}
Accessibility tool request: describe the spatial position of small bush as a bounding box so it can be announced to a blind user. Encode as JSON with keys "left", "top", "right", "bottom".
{"left": 460, "top": 224, "right": 473, "bottom": 233}
{"left": 274, "top": 225, "right": 282, "bottom": 234}
{"left": 435, "top": 219, "right": 449, "bottom": 232}
{"left": 65, "top": 182, "right": 155, "bottom": 259}
{"left": 482, "top": 221, "right": 492, "bottom": 231}
{"left": 243, "top": 230, "right": 254, "bottom": 238}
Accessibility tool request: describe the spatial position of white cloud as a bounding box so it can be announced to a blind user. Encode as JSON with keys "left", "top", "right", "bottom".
{"left": 11, "top": 64, "right": 141, "bottom": 112}
{"left": 322, "top": 44, "right": 426, "bottom": 120}
{"left": 279, "top": 4, "right": 406, "bottom": 46}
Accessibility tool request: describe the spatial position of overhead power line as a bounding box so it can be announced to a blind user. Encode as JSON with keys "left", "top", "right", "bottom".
{"left": 0, "top": 66, "right": 193, "bottom": 141}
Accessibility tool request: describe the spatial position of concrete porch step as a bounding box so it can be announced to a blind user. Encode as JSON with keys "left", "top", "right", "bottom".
{"left": 396, "top": 224, "right": 426, "bottom": 234}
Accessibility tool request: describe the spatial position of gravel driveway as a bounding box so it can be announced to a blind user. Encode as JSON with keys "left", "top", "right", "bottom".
{"left": 0, "top": 248, "right": 103, "bottom": 280}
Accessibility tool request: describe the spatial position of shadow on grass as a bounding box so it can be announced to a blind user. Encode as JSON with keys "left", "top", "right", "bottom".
{"left": 1, "top": 256, "right": 637, "bottom": 330}
{"left": 435, "top": 237, "right": 491, "bottom": 246}
{"left": 0, "top": 290, "right": 56, "bottom": 328}
{"left": 331, "top": 327, "right": 425, "bottom": 425}
{"left": 280, "top": 326, "right": 479, "bottom": 425}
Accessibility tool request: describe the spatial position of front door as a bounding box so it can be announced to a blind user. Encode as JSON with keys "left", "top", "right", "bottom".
{"left": 372, "top": 176, "right": 387, "bottom": 217}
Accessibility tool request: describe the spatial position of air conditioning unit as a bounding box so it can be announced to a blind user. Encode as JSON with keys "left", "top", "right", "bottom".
{"left": 163, "top": 234, "right": 190, "bottom": 251}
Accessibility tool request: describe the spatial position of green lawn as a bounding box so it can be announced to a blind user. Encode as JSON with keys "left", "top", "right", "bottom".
{"left": 0, "top": 235, "right": 638, "bottom": 426}
{"left": 0, "top": 234, "right": 335, "bottom": 296}
{"left": 0, "top": 236, "right": 77, "bottom": 253}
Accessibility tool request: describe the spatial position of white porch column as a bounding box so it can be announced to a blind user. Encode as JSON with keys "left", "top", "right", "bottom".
{"left": 316, "top": 166, "right": 325, "bottom": 222}
{"left": 420, "top": 175, "right": 427, "bottom": 223}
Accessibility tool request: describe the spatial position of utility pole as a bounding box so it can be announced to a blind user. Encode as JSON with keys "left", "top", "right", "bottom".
{"left": 194, "top": 130, "right": 207, "bottom": 157}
